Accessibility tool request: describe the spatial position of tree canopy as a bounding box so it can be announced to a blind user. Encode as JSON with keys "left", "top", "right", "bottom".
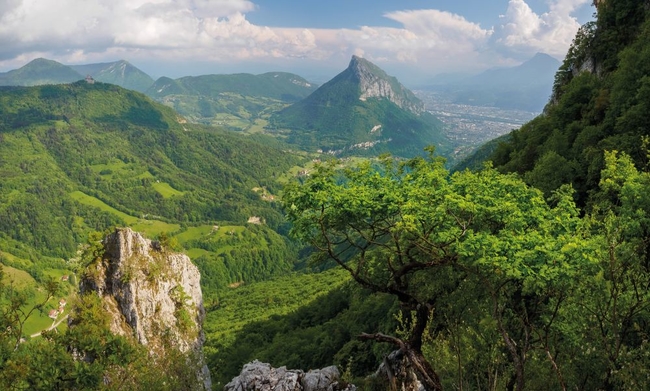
{"left": 284, "top": 150, "right": 650, "bottom": 390}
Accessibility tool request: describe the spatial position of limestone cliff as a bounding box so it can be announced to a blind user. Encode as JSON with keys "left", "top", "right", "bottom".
{"left": 80, "top": 227, "right": 211, "bottom": 389}
{"left": 349, "top": 55, "right": 425, "bottom": 115}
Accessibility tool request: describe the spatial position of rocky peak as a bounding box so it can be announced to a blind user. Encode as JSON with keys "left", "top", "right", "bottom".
{"left": 347, "top": 55, "right": 425, "bottom": 115}
{"left": 80, "top": 227, "right": 211, "bottom": 389}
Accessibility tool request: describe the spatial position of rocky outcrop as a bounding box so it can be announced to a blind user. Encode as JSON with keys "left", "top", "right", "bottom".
{"left": 349, "top": 55, "right": 425, "bottom": 115}
{"left": 225, "top": 361, "right": 350, "bottom": 391}
{"left": 80, "top": 227, "right": 211, "bottom": 389}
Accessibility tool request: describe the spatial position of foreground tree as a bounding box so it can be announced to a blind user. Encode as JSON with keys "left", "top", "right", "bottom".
{"left": 284, "top": 151, "right": 586, "bottom": 390}
{"left": 565, "top": 151, "right": 650, "bottom": 389}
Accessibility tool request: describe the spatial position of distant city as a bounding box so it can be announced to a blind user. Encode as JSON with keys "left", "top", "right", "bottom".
{"left": 415, "top": 90, "right": 538, "bottom": 160}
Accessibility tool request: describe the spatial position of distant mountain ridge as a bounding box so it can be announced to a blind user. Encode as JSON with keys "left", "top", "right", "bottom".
{"left": 0, "top": 58, "right": 154, "bottom": 92}
{"left": 270, "top": 55, "right": 448, "bottom": 158}
{"left": 425, "top": 53, "right": 561, "bottom": 112}
{"left": 0, "top": 58, "right": 83, "bottom": 86}
{"left": 146, "top": 72, "right": 317, "bottom": 101}
{"left": 145, "top": 72, "right": 318, "bottom": 130}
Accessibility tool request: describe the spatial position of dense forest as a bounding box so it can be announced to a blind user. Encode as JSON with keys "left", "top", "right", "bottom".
{"left": 281, "top": 148, "right": 650, "bottom": 390}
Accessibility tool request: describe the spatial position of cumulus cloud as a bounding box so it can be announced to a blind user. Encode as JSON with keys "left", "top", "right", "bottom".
{"left": 495, "top": 0, "right": 590, "bottom": 57}
{"left": 325, "top": 9, "right": 493, "bottom": 71}
{"left": 0, "top": 0, "right": 591, "bottom": 77}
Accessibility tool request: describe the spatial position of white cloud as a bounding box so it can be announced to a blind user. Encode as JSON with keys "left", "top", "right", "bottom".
{"left": 495, "top": 0, "right": 590, "bottom": 57}
{"left": 320, "top": 10, "right": 494, "bottom": 72}
{"left": 0, "top": 0, "right": 591, "bottom": 78}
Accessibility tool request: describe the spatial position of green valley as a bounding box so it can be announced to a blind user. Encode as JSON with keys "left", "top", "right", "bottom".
{"left": 0, "top": 81, "right": 304, "bottom": 294}
{"left": 146, "top": 72, "right": 318, "bottom": 132}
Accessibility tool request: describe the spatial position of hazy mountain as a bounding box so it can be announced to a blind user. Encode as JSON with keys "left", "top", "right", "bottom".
{"left": 147, "top": 72, "right": 317, "bottom": 101}
{"left": 0, "top": 58, "right": 83, "bottom": 86}
{"left": 0, "top": 58, "right": 154, "bottom": 92}
{"left": 71, "top": 60, "right": 154, "bottom": 92}
{"left": 426, "top": 53, "right": 561, "bottom": 112}
{"left": 270, "top": 55, "right": 448, "bottom": 158}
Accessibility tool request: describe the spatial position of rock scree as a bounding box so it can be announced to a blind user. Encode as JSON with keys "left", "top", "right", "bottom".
{"left": 225, "top": 361, "right": 353, "bottom": 391}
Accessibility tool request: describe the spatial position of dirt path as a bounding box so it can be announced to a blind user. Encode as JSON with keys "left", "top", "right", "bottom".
{"left": 30, "top": 314, "right": 69, "bottom": 338}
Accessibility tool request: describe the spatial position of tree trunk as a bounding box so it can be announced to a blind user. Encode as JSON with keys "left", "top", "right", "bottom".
{"left": 360, "top": 332, "right": 443, "bottom": 391}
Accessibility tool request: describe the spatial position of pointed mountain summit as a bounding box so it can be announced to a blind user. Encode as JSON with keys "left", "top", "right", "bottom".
{"left": 270, "top": 56, "right": 447, "bottom": 158}
{"left": 349, "top": 55, "right": 425, "bottom": 115}
{"left": 0, "top": 58, "right": 83, "bottom": 86}
{"left": 71, "top": 60, "right": 154, "bottom": 92}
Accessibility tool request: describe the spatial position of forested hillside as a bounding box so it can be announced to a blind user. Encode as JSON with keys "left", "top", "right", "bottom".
{"left": 282, "top": 148, "right": 650, "bottom": 390}
{"left": 487, "top": 0, "right": 650, "bottom": 204}
{"left": 0, "top": 81, "right": 303, "bottom": 290}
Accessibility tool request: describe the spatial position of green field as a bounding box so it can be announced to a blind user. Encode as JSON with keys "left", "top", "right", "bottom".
{"left": 177, "top": 225, "right": 247, "bottom": 258}
{"left": 1, "top": 264, "right": 75, "bottom": 337}
{"left": 186, "top": 248, "right": 215, "bottom": 260}
{"left": 151, "top": 182, "right": 185, "bottom": 198}
{"left": 0, "top": 250, "right": 31, "bottom": 269}
{"left": 1, "top": 264, "right": 35, "bottom": 289}
{"left": 70, "top": 190, "right": 138, "bottom": 224}
{"left": 174, "top": 225, "right": 215, "bottom": 244}
{"left": 70, "top": 191, "right": 180, "bottom": 237}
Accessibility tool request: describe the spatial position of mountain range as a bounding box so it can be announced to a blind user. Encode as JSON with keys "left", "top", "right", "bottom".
{"left": 0, "top": 58, "right": 154, "bottom": 92}
{"left": 0, "top": 55, "right": 453, "bottom": 160}
{"left": 423, "top": 53, "right": 561, "bottom": 112}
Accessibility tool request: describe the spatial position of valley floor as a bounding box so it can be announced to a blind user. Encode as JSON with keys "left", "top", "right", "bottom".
{"left": 415, "top": 90, "right": 537, "bottom": 161}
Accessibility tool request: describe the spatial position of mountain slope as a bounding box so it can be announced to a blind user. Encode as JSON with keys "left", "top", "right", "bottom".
{"left": 426, "top": 53, "right": 561, "bottom": 112}
{"left": 270, "top": 55, "right": 448, "bottom": 158}
{"left": 146, "top": 72, "right": 318, "bottom": 130}
{"left": 71, "top": 60, "right": 154, "bottom": 92}
{"left": 0, "top": 58, "right": 83, "bottom": 86}
{"left": 0, "top": 81, "right": 302, "bottom": 287}
{"left": 147, "top": 72, "right": 317, "bottom": 101}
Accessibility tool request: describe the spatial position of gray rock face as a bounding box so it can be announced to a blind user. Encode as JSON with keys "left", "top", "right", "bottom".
{"left": 80, "top": 227, "right": 211, "bottom": 390}
{"left": 349, "top": 55, "right": 425, "bottom": 115}
{"left": 225, "top": 361, "right": 350, "bottom": 391}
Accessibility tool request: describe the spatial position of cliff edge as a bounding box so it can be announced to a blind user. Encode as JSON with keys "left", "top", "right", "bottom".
{"left": 80, "top": 227, "right": 211, "bottom": 389}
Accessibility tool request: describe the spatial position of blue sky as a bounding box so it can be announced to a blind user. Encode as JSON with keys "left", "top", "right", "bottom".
{"left": 249, "top": 0, "right": 592, "bottom": 29}
{"left": 0, "top": 0, "right": 595, "bottom": 83}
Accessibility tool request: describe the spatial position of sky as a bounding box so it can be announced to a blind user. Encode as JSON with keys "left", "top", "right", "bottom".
{"left": 0, "top": 0, "right": 595, "bottom": 84}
